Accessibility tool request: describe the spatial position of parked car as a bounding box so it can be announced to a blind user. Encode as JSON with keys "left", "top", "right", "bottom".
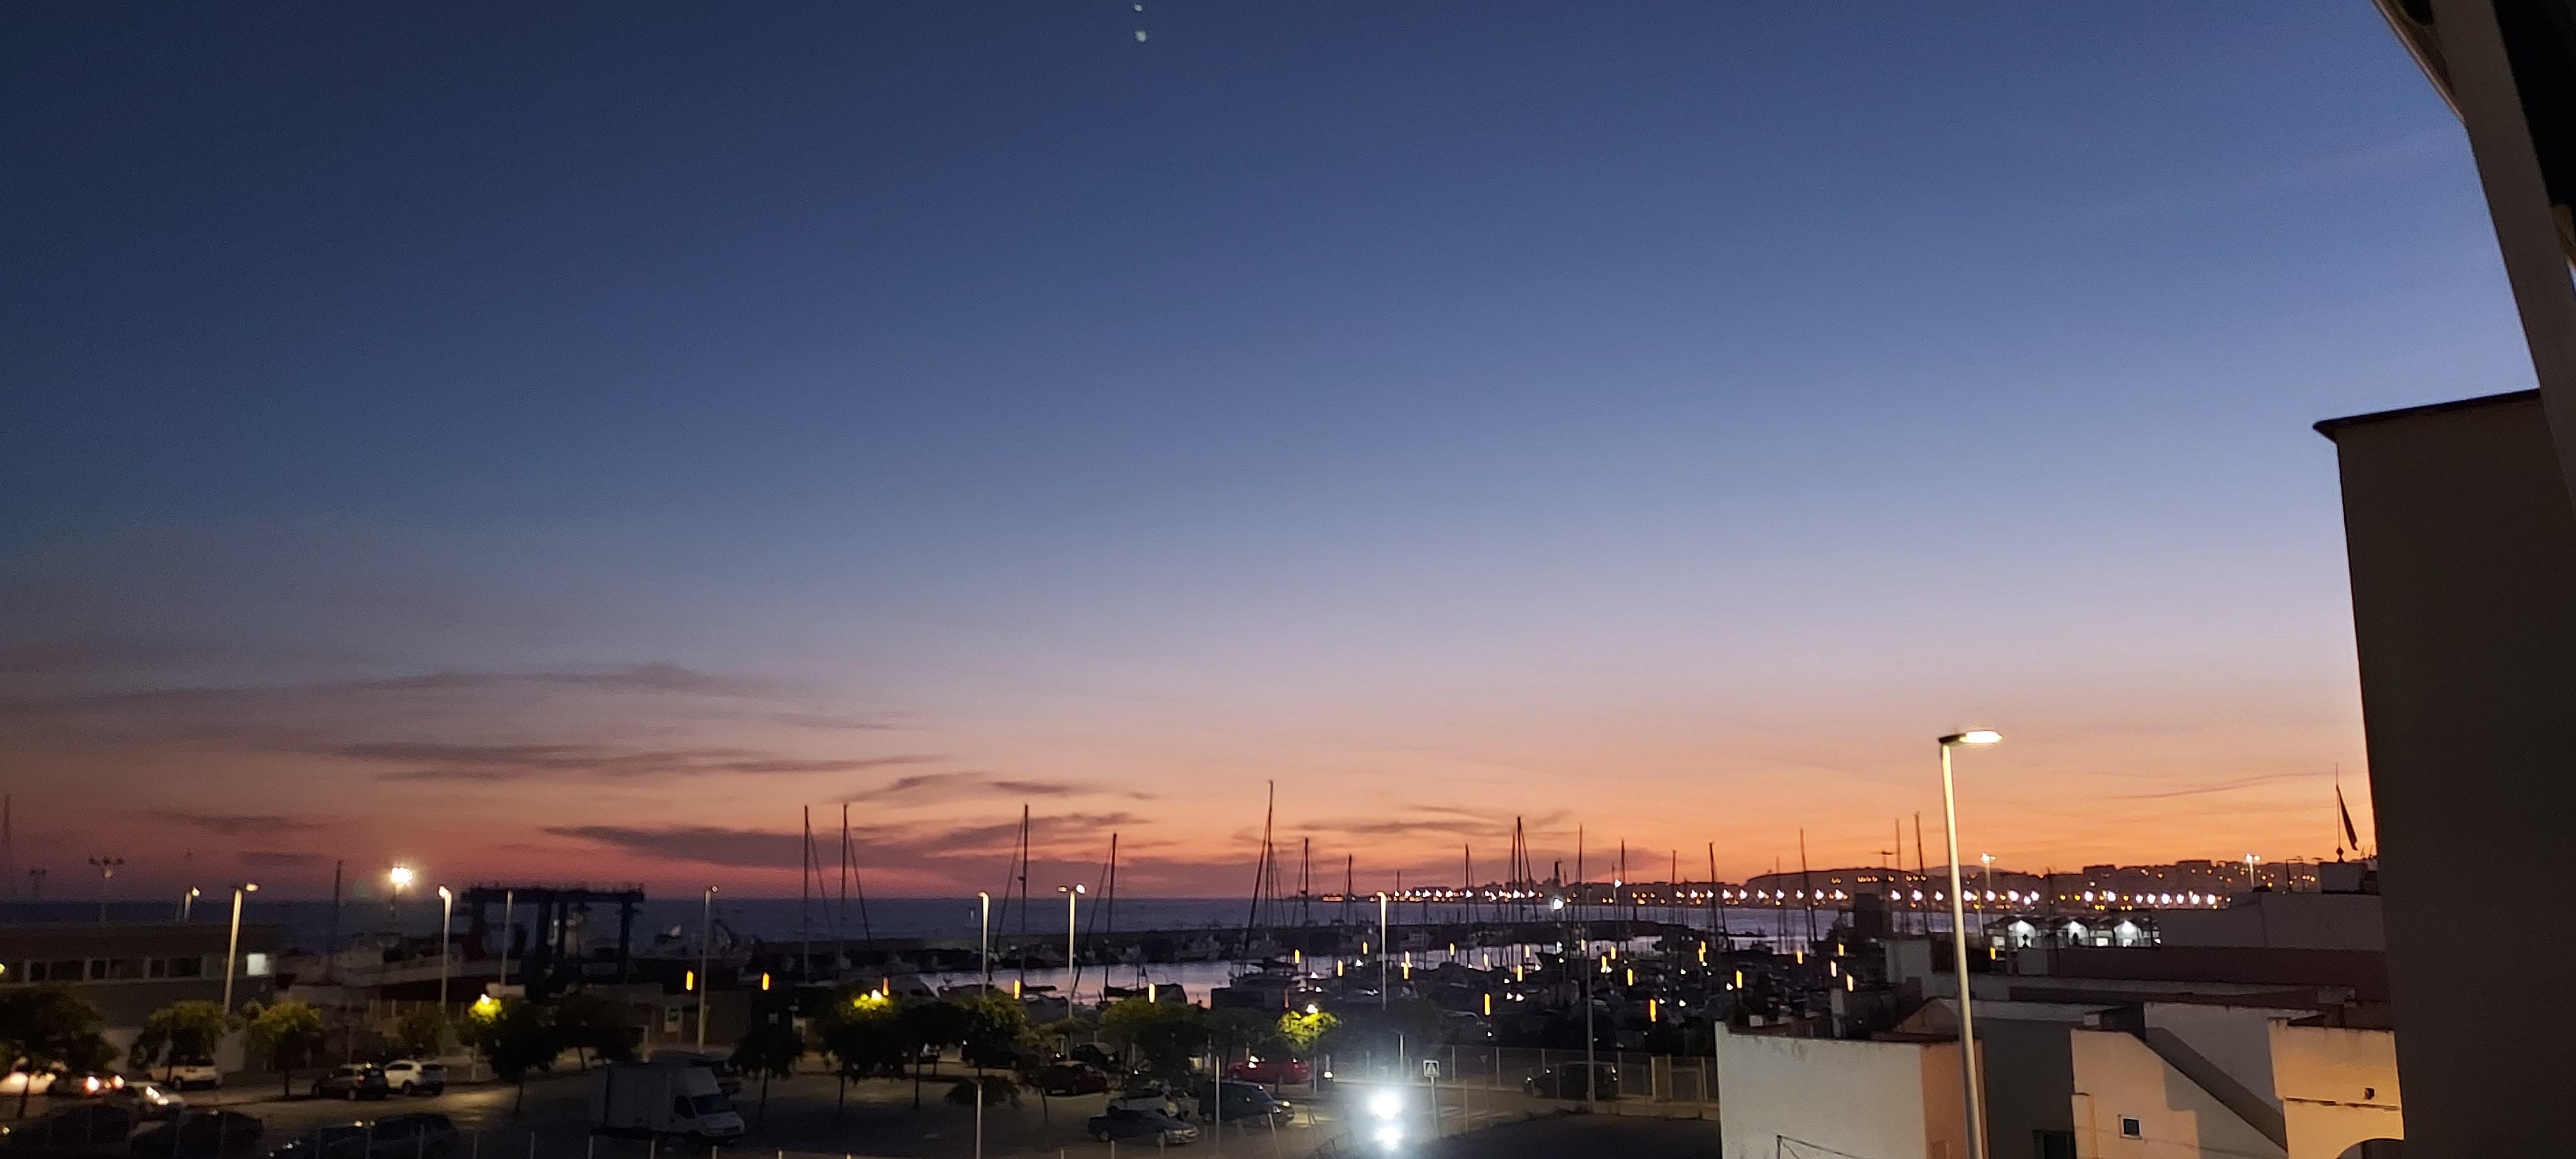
{"left": 1226, "top": 1055, "right": 1311, "bottom": 1085}
{"left": 1067, "top": 1044, "right": 1113, "bottom": 1071}
{"left": 1190, "top": 1080, "right": 1291, "bottom": 1122}
{"left": 311, "top": 1066, "right": 391, "bottom": 1102}
{"left": 130, "top": 1111, "right": 264, "bottom": 1156}
{"left": 265, "top": 1124, "right": 371, "bottom": 1159}
{"left": 3, "top": 1104, "right": 137, "bottom": 1151}
{"left": 1084, "top": 1109, "right": 1198, "bottom": 1146}
{"left": 107, "top": 1082, "right": 187, "bottom": 1120}
{"left": 366, "top": 1114, "right": 459, "bottom": 1158}
{"left": 1037, "top": 1062, "right": 1109, "bottom": 1097}
{"left": 377, "top": 1062, "right": 445, "bottom": 1097}
{"left": 1524, "top": 1062, "right": 1619, "bottom": 1101}
{"left": 164, "top": 1059, "right": 222, "bottom": 1091}
{"left": 1106, "top": 1081, "right": 1182, "bottom": 1117}
{"left": 1, "top": 1068, "right": 60, "bottom": 1098}
{"left": 52, "top": 1071, "right": 129, "bottom": 1099}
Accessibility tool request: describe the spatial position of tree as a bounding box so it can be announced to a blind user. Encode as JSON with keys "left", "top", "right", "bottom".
{"left": 547, "top": 992, "right": 635, "bottom": 1068}
{"left": 130, "top": 1001, "right": 231, "bottom": 1080}
{"left": 900, "top": 1000, "right": 969, "bottom": 1107}
{"left": 730, "top": 1010, "right": 804, "bottom": 1124}
{"left": 1276, "top": 1008, "right": 1338, "bottom": 1057}
{"left": 464, "top": 997, "right": 556, "bottom": 1113}
{"left": 239, "top": 1000, "right": 327, "bottom": 1101}
{"left": 957, "top": 992, "right": 1032, "bottom": 1071}
{"left": 0, "top": 988, "right": 113, "bottom": 1118}
{"left": 393, "top": 1006, "right": 449, "bottom": 1059}
{"left": 811, "top": 991, "right": 907, "bottom": 1117}
{"left": 1099, "top": 997, "right": 1206, "bottom": 1086}
{"left": 1207, "top": 1007, "right": 1282, "bottom": 1069}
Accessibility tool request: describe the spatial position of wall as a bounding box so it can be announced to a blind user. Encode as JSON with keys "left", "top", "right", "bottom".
{"left": 2066, "top": 1029, "right": 2282, "bottom": 1159}
{"left": 2269, "top": 1024, "right": 2401, "bottom": 1159}
{"left": 2320, "top": 390, "right": 2576, "bottom": 1156}
{"left": 2150, "top": 895, "right": 2385, "bottom": 952}
{"left": 1716, "top": 1030, "right": 1966, "bottom": 1159}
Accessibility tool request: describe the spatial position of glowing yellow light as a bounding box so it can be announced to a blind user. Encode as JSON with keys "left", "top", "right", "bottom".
{"left": 1293, "top": 949, "right": 1302, "bottom": 965}
{"left": 1844, "top": 973, "right": 1855, "bottom": 992}
{"left": 760, "top": 972, "right": 771, "bottom": 991}
{"left": 1012, "top": 979, "right": 1023, "bottom": 998}
{"left": 1482, "top": 994, "right": 1491, "bottom": 1016}
{"left": 684, "top": 970, "right": 696, "bottom": 991}
{"left": 1624, "top": 968, "right": 1634, "bottom": 986}
{"left": 1698, "top": 943, "right": 1707, "bottom": 965}
{"left": 1647, "top": 999, "right": 1658, "bottom": 1021}
{"left": 1733, "top": 970, "right": 1743, "bottom": 987}
{"left": 388, "top": 866, "right": 414, "bottom": 889}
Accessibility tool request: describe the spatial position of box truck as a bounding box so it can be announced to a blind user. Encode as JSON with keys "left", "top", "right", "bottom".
{"left": 589, "top": 1062, "right": 745, "bottom": 1142}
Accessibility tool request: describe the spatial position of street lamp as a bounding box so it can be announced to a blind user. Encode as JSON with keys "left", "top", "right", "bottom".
{"left": 1377, "top": 892, "right": 1390, "bottom": 1010}
{"left": 976, "top": 891, "right": 992, "bottom": 992}
{"left": 436, "top": 885, "right": 454, "bottom": 1010}
{"left": 1939, "top": 729, "right": 2002, "bottom": 1159}
{"left": 220, "top": 883, "right": 259, "bottom": 1013}
{"left": 179, "top": 887, "right": 202, "bottom": 922}
{"left": 387, "top": 865, "right": 413, "bottom": 929}
{"left": 88, "top": 856, "right": 124, "bottom": 924}
{"left": 1057, "top": 885, "right": 1085, "bottom": 1006}
{"left": 696, "top": 885, "right": 718, "bottom": 1051}
{"left": 2244, "top": 853, "right": 2262, "bottom": 890}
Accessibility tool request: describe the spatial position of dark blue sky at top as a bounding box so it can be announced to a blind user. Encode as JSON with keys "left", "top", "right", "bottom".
{"left": 0, "top": 2, "right": 2539, "bottom": 883}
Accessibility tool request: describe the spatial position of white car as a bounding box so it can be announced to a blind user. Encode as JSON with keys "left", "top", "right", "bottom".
{"left": 1106, "top": 1083, "right": 1184, "bottom": 1117}
{"left": 379, "top": 1060, "right": 447, "bottom": 1095}
{"left": 0, "top": 1068, "right": 56, "bottom": 1097}
{"left": 165, "top": 1058, "right": 221, "bottom": 1091}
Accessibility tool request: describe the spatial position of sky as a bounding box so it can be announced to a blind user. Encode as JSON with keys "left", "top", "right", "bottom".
{"left": 0, "top": 3, "right": 2540, "bottom": 900}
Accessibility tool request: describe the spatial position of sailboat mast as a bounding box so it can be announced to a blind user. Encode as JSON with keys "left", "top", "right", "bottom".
{"left": 800, "top": 805, "right": 814, "bottom": 979}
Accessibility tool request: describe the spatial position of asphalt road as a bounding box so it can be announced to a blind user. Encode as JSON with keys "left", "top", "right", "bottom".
{"left": 94, "top": 1069, "right": 1678, "bottom": 1159}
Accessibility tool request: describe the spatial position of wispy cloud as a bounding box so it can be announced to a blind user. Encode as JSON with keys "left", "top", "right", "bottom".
{"left": 545, "top": 811, "right": 1144, "bottom": 871}
{"left": 349, "top": 742, "right": 939, "bottom": 783}
{"left": 150, "top": 811, "right": 329, "bottom": 836}
{"left": 862, "top": 771, "right": 1153, "bottom": 802}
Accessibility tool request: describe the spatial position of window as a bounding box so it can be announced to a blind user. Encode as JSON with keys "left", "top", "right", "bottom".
{"left": 2035, "top": 1129, "right": 2076, "bottom": 1159}
{"left": 165, "top": 956, "right": 202, "bottom": 978}
{"left": 2120, "top": 1117, "right": 2143, "bottom": 1139}
{"left": 46, "top": 959, "right": 85, "bottom": 981}
{"left": 243, "top": 953, "right": 271, "bottom": 977}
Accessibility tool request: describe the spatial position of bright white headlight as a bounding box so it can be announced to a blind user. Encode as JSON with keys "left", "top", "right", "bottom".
{"left": 1368, "top": 1090, "right": 1402, "bottom": 1120}
{"left": 1373, "top": 1125, "right": 1405, "bottom": 1148}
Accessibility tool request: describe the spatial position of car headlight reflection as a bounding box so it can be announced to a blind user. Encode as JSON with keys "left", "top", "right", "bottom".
{"left": 1373, "top": 1125, "right": 1405, "bottom": 1149}
{"left": 1367, "top": 1090, "right": 1402, "bottom": 1120}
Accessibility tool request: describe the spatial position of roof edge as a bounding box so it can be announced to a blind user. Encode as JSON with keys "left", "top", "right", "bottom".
{"left": 2313, "top": 389, "right": 2543, "bottom": 440}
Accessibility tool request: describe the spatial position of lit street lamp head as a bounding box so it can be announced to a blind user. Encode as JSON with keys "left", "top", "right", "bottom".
{"left": 388, "top": 865, "right": 413, "bottom": 889}
{"left": 1940, "top": 730, "right": 2003, "bottom": 746}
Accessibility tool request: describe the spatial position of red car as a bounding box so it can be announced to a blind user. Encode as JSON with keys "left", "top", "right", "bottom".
{"left": 1227, "top": 1056, "right": 1310, "bottom": 1085}
{"left": 1038, "top": 1062, "right": 1110, "bottom": 1097}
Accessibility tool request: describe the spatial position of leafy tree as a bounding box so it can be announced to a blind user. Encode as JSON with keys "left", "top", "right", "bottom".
{"left": 547, "top": 992, "right": 634, "bottom": 1068}
{"left": 811, "top": 990, "right": 906, "bottom": 1117}
{"left": 730, "top": 1010, "right": 804, "bottom": 1123}
{"left": 239, "top": 1000, "right": 327, "bottom": 1100}
{"left": 1099, "top": 997, "right": 1205, "bottom": 1086}
{"left": 956, "top": 992, "right": 1032, "bottom": 1071}
{"left": 0, "top": 988, "right": 115, "bottom": 1120}
{"left": 393, "top": 1006, "right": 449, "bottom": 1059}
{"left": 1276, "top": 1008, "right": 1338, "bottom": 1057}
{"left": 900, "top": 999, "right": 969, "bottom": 1107}
{"left": 942, "top": 1073, "right": 1019, "bottom": 1109}
{"left": 1208, "top": 1007, "right": 1282, "bottom": 1068}
{"left": 464, "top": 997, "right": 556, "bottom": 1113}
{"left": 130, "top": 1001, "right": 231, "bottom": 1080}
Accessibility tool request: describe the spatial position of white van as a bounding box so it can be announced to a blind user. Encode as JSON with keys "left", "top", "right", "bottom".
{"left": 590, "top": 1062, "right": 743, "bottom": 1142}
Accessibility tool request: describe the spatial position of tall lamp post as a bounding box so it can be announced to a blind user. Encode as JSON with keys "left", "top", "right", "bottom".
{"left": 1376, "top": 892, "right": 1390, "bottom": 1010}
{"left": 1940, "top": 730, "right": 2003, "bottom": 1159}
{"left": 88, "top": 856, "right": 124, "bottom": 923}
{"left": 696, "top": 885, "right": 718, "bottom": 1051}
{"left": 1057, "top": 885, "right": 1085, "bottom": 1006}
{"left": 436, "top": 885, "right": 454, "bottom": 1010}
{"left": 976, "top": 891, "right": 992, "bottom": 992}
{"left": 387, "top": 865, "right": 413, "bottom": 929}
{"left": 220, "top": 883, "right": 259, "bottom": 1013}
{"left": 179, "top": 887, "right": 201, "bottom": 922}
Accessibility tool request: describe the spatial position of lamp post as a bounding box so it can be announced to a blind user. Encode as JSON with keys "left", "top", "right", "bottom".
{"left": 1940, "top": 730, "right": 2003, "bottom": 1159}
{"left": 976, "top": 891, "right": 992, "bottom": 992}
{"left": 179, "top": 887, "right": 201, "bottom": 922}
{"left": 498, "top": 889, "right": 514, "bottom": 990}
{"left": 220, "top": 883, "right": 259, "bottom": 1013}
{"left": 1377, "top": 892, "right": 1390, "bottom": 1010}
{"left": 2244, "top": 853, "right": 2262, "bottom": 890}
{"left": 387, "top": 865, "right": 413, "bottom": 929}
{"left": 88, "top": 856, "right": 124, "bottom": 923}
{"left": 436, "top": 885, "right": 454, "bottom": 1010}
{"left": 1057, "top": 885, "right": 1085, "bottom": 1006}
{"left": 696, "top": 885, "right": 717, "bottom": 1051}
